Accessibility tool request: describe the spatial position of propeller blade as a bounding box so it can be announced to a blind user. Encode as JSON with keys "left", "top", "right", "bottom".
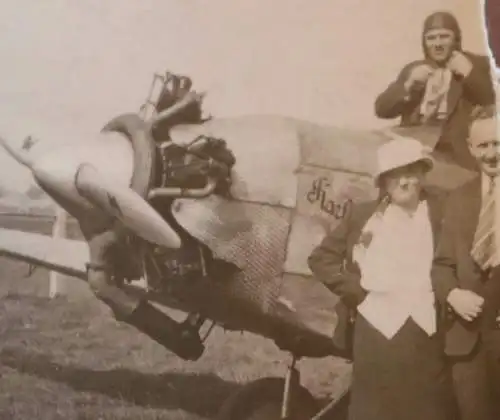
{"left": 75, "top": 164, "right": 182, "bottom": 249}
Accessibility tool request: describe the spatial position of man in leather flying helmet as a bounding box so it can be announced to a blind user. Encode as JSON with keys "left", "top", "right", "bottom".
{"left": 374, "top": 10, "right": 496, "bottom": 170}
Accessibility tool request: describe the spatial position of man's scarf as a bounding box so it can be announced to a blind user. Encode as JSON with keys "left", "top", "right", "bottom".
{"left": 419, "top": 68, "right": 452, "bottom": 123}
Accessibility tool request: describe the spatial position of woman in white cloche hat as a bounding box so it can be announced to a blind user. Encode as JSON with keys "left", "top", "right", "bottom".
{"left": 308, "top": 136, "right": 456, "bottom": 420}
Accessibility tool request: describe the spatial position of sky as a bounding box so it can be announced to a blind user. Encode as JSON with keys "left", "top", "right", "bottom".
{"left": 0, "top": 0, "right": 495, "bottom": 191}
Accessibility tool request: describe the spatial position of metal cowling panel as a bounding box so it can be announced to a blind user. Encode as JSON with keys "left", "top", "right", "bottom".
{"left": 171, "top": 195, "right": 340, "bottom": 351}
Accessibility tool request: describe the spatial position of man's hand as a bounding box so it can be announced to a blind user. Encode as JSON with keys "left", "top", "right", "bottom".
{"left": 447, "top": 51, "right": 473, "bottom": 78}
{"left": 404, "top": 64, "right": 434, "bottom": 93}
{"left": 447, "top": 288, "right": 484, "bottom": 322}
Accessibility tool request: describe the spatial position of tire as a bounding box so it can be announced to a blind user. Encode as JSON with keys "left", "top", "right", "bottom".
{"left": 216, "top": 377, "right": 318, "bottom": 420}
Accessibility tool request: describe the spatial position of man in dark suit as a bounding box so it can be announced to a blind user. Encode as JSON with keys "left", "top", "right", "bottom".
{"left": 375, "top": 11, "right": 496, "bottom": 170}
{"left": 431, "top": 106, "right": 500, "bottom": 420}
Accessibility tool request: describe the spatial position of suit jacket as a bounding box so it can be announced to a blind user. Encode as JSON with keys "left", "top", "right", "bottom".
{"left": 374, "top": 52, "right": 495, "bottom": 169}
{"left": 308, "top": 189, "right": 445, "bottom": 357}
{"left": 431, "top": 176, "right": 500, "bottom": 357}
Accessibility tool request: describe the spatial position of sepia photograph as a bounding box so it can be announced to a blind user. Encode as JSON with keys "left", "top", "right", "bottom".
{"left": 0, "top": 0, "right": 499, "bottom": 419}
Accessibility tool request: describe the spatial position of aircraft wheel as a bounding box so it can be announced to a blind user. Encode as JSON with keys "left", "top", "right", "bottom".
{"left": 216, "top": 377, "right": 318, "bottom": 420}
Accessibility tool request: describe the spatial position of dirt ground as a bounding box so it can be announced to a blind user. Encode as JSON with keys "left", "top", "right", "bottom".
{"left": 0, "top": 216, "right": 351, "bottom": 419}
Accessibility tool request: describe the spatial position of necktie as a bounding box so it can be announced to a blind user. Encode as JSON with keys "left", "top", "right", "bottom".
{"left": 471, "top": 176, "right": 498, "bottom": 269}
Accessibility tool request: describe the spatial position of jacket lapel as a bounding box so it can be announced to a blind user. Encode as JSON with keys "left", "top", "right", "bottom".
{"left": 457, "top": 176, "right": 484, "bottom": 290}
{"left": 464, "top": 177, "right": 482, "bottom": 244}
{"left": 425, "top": 191, "right": 444, "bottom": 252}
{"left": 345, "top": 200, "right": 378, "bottom": 271}
{"left": 446, "top": 76, "right": 463, "bottom": 115}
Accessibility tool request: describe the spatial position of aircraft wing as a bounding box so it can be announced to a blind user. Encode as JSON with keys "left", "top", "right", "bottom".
{"left": 0, "top": 228, "right": 88, "bottom": 280}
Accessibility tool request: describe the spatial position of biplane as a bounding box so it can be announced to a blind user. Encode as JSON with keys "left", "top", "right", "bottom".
{"left": 0, "top": 71, "right": 476, "bottom": 419}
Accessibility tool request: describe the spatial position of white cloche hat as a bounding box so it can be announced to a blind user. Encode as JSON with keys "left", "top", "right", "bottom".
{"left": 374, "top": 135, "right": 434, "bottom": 186}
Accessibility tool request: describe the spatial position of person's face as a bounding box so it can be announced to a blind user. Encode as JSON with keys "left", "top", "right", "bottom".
{"left": 468, "top": 118, "right": 500, "bottom": 178}
{"left": 381, "top": 161, "right": 428, "bottom": 206}
{"left": 424, "top": 28, "right": 455, "bottom": 64}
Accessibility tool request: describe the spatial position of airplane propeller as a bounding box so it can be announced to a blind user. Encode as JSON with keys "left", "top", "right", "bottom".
{"left": 74, "top": 163, "right": 181, "bottom": 249}
{"left": 0, "top": 135, "right": 182, "bottom": 249}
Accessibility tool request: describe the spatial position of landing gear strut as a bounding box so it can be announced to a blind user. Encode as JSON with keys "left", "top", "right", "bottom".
{"left": 216, "top": 354, "right": 318, "bottom": 420}
{"left": 216, "top": 352, "right": 351, "bottom": 420}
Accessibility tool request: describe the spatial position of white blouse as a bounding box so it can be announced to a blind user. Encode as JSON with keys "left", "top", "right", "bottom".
{"left": 355, "top": 200, "right": 437, "bottom": 339}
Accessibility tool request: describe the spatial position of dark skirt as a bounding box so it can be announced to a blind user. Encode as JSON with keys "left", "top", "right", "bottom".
{"left": 348, "top": 314, "right": 456, "bottom": 420}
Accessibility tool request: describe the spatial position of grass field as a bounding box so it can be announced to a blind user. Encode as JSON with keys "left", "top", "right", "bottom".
{"left": 0, "top": 215, "right": 351, "bottom": 419}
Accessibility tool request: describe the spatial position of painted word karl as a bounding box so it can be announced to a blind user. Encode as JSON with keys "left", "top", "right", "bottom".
{"left": 306, "top": 176, "right": 352, "bottom": 219}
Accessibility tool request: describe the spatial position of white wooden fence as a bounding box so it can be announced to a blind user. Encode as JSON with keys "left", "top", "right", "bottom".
{"left": 48, "top": 205, "right": 67, "bottom": 297}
